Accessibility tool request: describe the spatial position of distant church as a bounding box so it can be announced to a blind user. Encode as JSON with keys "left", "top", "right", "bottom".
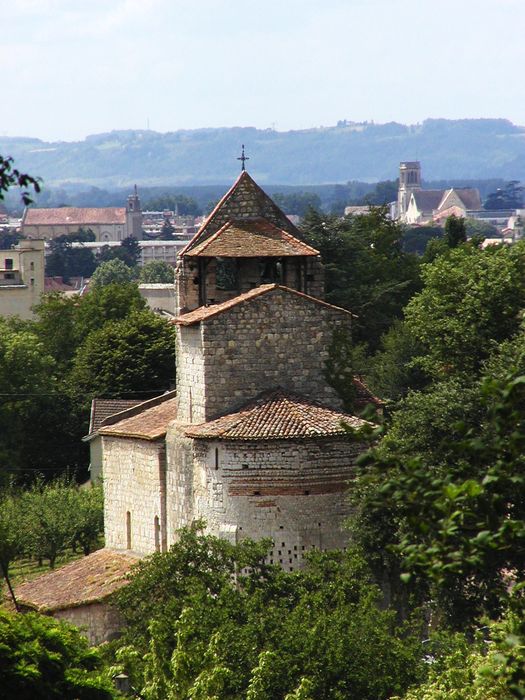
{"left": 396, "top": 161, "right": 481, "bottom": 224}
{"left": 21, "top": 188, "right": 143, "bottom": 242}
{"left": 16, "top": 158, "right": 379, "bottom": 643}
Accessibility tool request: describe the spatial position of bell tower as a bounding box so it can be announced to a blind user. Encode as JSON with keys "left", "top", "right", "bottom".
{"left": 397, "top": 161, "right": 421, "bottom": 222}
{"left": 126, "top": 185, "right": 143, "bottom": 240}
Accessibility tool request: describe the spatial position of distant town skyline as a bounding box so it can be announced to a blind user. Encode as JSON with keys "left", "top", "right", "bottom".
{"left": 3, "top": 0, "right": 525, "bottom": 142}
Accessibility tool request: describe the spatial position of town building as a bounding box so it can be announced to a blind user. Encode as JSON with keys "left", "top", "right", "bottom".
{"left": 0, "top": 239, "right": 45, "bottom": 319}
{"left": 21, "top": 188, "right": 143, "bottom": 242}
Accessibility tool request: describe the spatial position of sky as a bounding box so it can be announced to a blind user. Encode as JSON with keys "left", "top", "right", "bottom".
{"left": 2, "top": 0, "right": 525, "bottom": 142}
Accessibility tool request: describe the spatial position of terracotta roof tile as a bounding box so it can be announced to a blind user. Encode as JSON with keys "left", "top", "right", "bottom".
{"left": 174, "top": 284, "right": 354, "bottom": 326}
{"left": 181, "top": 171, "right": 302, "bottom": 256}
{"left": 184, "top": 388, "right": 369, "bottom": 441}
{"left": 187, "top": 218, "right": 319, "bottom": 258}
{"left": 24, "top": 207, "right": 127, "bottom": 226}
{"left": 352, "top": 376, "right": 384, "bottom": 408}
{"left": 16, "top": 549, "right": 138, "bottom": 612}
{"left": 98, "top": 393, "right": 178, "bottom": 440}
{"left": 88, "top": 398, "right": 144, "bottom": 435}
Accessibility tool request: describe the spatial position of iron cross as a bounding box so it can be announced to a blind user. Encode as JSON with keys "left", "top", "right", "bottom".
{"left": 237, "top": 144, "right": 249, "bottom": 171}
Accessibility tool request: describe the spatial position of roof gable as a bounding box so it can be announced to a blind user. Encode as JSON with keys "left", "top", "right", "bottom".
{"left": 181, "top": 171, "right": 302, "bottom": 255}
{"left": 184, "top": 388, "right": 369, "bottom": 441}
{"left": 188, "top": 218, "right": 319, "bottom": 258}
{"left": 411, "top": 190, "right": 445, "bottom": 212}
{"left": 174, "top": 284, "right": 354, "bottom": 326}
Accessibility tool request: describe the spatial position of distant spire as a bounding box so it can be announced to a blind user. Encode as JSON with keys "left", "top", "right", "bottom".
{"left": 237, "top": 144, "right": 249, "bottom": 172}
{"left": 134, "top": 184, "right": 138, "bottom": 196}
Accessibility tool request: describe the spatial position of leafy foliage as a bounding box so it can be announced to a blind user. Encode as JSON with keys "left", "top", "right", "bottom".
{"left": 302, "top": 207, "right": 420, "bottom": 349}
{"left": 139, "top": 260, "right": 174, "bottom": 284}
{"left": 484, "top": 180, "right": 524, "bottom": 210}
{"left": 0, "top": 609, "right": 116, "bottom": 699}
{"left": 0, "top": 155, "right": 40, "bottom": 204}
{"left": 70, "top": 310, "right": 175, "bottom": 400}
{"left": 404, "top": 241, "right": 525, "bottom": 377}
{"left": 90, "top": 259, "right": 136, "bottom": 287}
{"left": 113, "top": 525, "right": 426, "bottom": 700}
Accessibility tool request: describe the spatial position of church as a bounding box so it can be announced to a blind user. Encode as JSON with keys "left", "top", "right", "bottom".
{"left": 16, "top": 161, "right": 376, "bottom": 643}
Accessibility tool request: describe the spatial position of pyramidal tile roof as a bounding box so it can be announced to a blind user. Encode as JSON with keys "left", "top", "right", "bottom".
{"left": 180, "top": 171, "right": 304, "bottom": 256}
{"left": 184, "top": 388, "right": 369, "bottom": 441}
{"left": 188, "top": 218, "right": 319, "bottom": 258}
{"left": 174, "top": 284, "right": 354, "bottom": 326}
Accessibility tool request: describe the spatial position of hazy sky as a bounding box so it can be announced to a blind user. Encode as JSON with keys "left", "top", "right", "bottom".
{"left": 3, "top": 0, "right": 525, "bottom": 142}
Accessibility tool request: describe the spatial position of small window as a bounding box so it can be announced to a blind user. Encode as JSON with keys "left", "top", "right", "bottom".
{"left": 30, "top": 278, "right": 35, "bottom": 286}
{"left": 4, "top": 273, "right": 14, "bottom": 280}
{"left": 4, "top": 258, "right": 13, "bottom": 270}
{"left": 215, "top": 447, "right": 219, "bottom": 470}
{"left": 30, "top": 261, "right": 34, "bottom": 271}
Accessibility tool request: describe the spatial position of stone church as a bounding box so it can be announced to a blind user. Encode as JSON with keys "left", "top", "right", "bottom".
{"left": 16, "top": 167, "right": 377, "bottom": 642}
{"left": 98, "top": 168, "right": 374, "bottom": 565}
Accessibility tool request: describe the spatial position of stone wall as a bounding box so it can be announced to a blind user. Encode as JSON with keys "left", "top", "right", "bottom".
{"left": 176, "top": 287, "right": 352, "bottom": 423}
{"left": 176, "top": 325, "right": 206, "bottom": 423}
{"left": 103, "top": 437, "right": 166, "bottom": 554}
{"left": 53, "top": 601, "right": 123, "bottom": 646}
{"left": 166, "top": 433, "right": 362, "bottom": 568}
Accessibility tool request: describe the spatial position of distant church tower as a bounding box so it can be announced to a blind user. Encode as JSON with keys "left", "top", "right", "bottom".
{"left": 397, "top": 161, "right": 421, "bottom": 222}
{"left": 126, "top": 185, "right": 143, "bottom": 239}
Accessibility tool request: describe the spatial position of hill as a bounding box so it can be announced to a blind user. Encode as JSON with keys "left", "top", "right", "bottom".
{"left": 1, "top": 119, "right": 524, "bottom": 189}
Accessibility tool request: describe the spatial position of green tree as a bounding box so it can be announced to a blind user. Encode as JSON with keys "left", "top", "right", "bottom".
{"left": 405, "top": 241, "right": 525, "bottom": 378}
{"left": 0, "top": 609, "right": 116, "bottom": 699}
{"left": 272, "top": 192, "right": 322, "bottom": 217}
{"left": 75, "top": 283, "right": 146, "bottom": 342}
{"left": 90, "top": 259, "right": 136, "bottom": 287}
{"left": 0, "top": 489, "right": 25, "bottom": 609}
{"left": 361, "top": 179, "right": 398, "bottom": 206}
{"left": 302, "top": 207, "right": 420, "bottom": 349}
{"left": 0, "top": 155, "right": 40, "bottom": 205}
{"left": 21, "top": 478, "right": 79, "bottom": 568}
{"left": 139, "top": 260, "right": 174, "bottom": 284}
{"left": 114, "top": 525, "right": 425, "bottom": 700}
{"left": 367, "top": 320, "right": 427, "bottom": 401}
{"left": 444, "top": 214, "right": 467, "bottom": 248}
{"left": 484, "top": 180, "right": 524, "bottom": 210}
{"left": 45, "top": 228, "right": 97, "bottom": 282}
{"left": 70, "top": 310, "right": 175, "bottom": 400}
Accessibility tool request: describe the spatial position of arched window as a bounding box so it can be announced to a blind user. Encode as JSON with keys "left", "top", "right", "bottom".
{"left": 126, "top": 511, "right": 132, "bottom": 549}
{"left": 154, "top": 516, "right": 160, "bottom": 552}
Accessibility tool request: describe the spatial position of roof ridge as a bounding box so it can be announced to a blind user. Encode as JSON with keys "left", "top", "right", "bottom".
{"left": 98, "top": 390, "right": 176, "bottom": 430}
{"left": 174, "top": 284, "right": 355, "bottom": 326}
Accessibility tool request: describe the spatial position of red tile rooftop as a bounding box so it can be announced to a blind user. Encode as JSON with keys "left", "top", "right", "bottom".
{"left": 98, "top": 393, "right": 178, "bottom": 440}
{"left": 24, "top": 207, "right": 127, "bottom": 226}
{"left": 184, "top": 388, "right": 369, "bottom": 441}
{"left": 174, "top": 284, "right": 355, "bottom": 326}
{"left": 16, "top": 549, "right": 138, "bottom": 612}
{"left": 88, "top": 398, "right": 145, "bottom": 435}
{"left": 187, "top": 218, "right": 319, "bottom": 258}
